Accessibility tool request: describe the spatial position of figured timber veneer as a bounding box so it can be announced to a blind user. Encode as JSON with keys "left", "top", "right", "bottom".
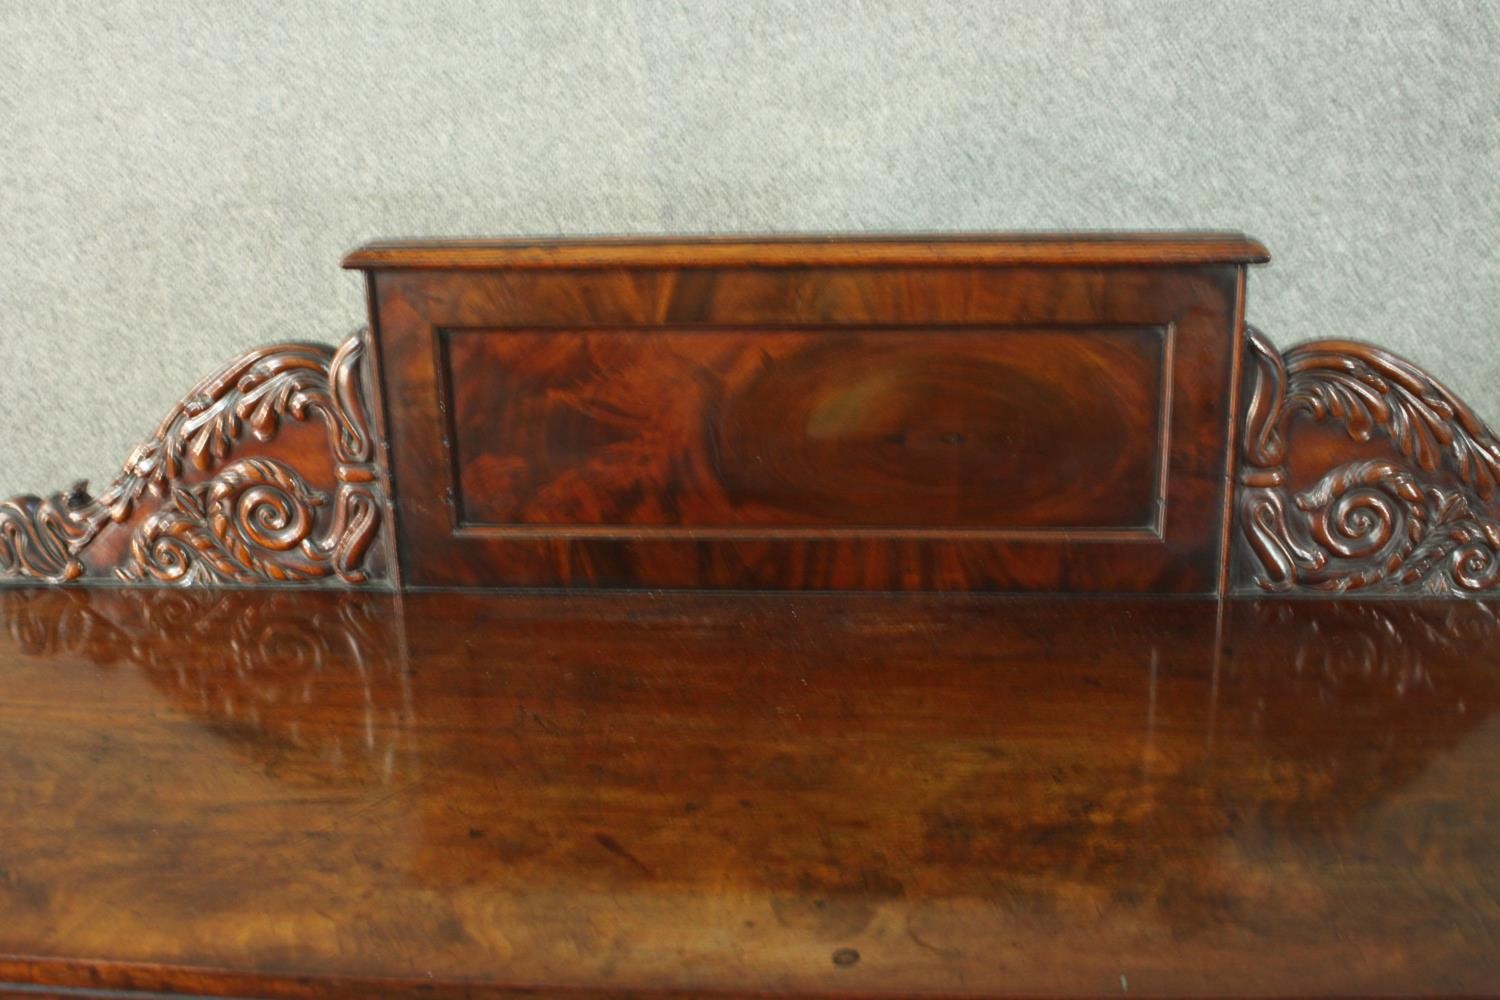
{"left": 2, "top": 587, "right": 1499, "bottom": 997}
{"left": 350, "top": 235, "right": 1263, "bottom": 592}
{"left": 3, "top": 239, "right": 1500, "bottom": 1000}
{"left": 3, "top": 234, "right": 1498, "bottom": 596}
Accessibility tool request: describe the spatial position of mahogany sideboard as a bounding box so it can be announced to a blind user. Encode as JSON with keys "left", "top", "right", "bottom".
{"left": 0, "top": 235, "right": 1497, "bottom": 998}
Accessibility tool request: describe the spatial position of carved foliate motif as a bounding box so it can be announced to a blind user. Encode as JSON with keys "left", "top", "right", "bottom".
{"left": 0, "top": 332, "right": 387, "bottom": 588}
{"left": 1236, "top": 329, "right": 1500, "bottom": 595}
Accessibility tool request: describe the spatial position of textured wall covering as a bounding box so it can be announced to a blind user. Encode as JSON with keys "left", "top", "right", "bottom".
{"left": 1, "top": 0, "right": 1496, "bottom": 497}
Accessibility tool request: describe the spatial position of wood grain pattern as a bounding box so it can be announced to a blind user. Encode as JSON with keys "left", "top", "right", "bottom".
{"left": 356, "top": 251, "right": 1249, "bottom": 591}
{"left": 0, "top": 586, "right": 1496, "bottom": 997}
{"left": 1234, "top": 327, "right": 1500, "bottom": 594}
{"left": 0, "top": 332, "right": 390, "bottom": 588}
{"left": 445, "top": 325, "right": 1165, "bottom": 531}
{"left": 342, "top": 233, "right": 1271, "bottom": 269}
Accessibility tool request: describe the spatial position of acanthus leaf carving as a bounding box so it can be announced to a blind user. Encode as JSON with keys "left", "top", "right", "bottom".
{"left": 1236, "top": 328, "right": 1500, "bottom": 596}
{"left": 1283, "top": 340, "right": 1500, "bottom": 500}
{"left": 0, "top": 331, "right": 388, "bottom": 588}
{"left": 120, "top": 458, "right": 333, "bottom": 586}
{"left": 0, "top": 493, "right": 92, "bottom": 583}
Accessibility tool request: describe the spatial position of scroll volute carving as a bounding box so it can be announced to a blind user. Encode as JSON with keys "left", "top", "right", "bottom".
{"left": 1235, "top": 329, "right": 1500, "bottom": 595}
{"left": 0, "top": 331, "right": 390, "bottom": 588}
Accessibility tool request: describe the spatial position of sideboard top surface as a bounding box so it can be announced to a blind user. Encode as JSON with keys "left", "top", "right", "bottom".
{"left": 0, "top": 586, "right": 1495, "bottom": 998}
{"left": 342, "top": 232, "right": 1271, "bottom": 270}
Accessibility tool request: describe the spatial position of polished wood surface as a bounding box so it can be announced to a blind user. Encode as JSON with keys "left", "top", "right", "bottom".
{"left": 1235, "top": 329, "right": 1500, "bottom": 595}
{"left": 1, "top": 586, "right": 1497, "bottom": 997}
{"left": 15, "top": 234, "right": 1500, "bottom": 596}
{"left": 446, "top": 326, "right": 1165, "bottom": 531}
{"left": 0, "top": 332, "right": 391, "bottom": 588}
{"left": 342, "top": 233, "right": 1271, "bottom": 270}
{"left": 356, "top": 246, "right": 1250, "bottom": 591}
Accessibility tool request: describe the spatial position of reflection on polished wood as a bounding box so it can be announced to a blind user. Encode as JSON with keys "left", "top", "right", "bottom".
{"left": 0, "top": 588, "right": 1497, "bottom": 997}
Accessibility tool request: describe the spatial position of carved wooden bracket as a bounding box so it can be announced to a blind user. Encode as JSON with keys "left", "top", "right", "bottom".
{"left": 1235, "top": 328, "right": 1500, "bottom": 595}
{"left": 0, "top": 331, "right": 389, "bottom": 587}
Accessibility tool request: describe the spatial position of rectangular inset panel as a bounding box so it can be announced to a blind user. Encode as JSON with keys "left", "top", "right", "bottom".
{"left": 363, "top": 262, "right": 1244, "bottom": 591}
{"left": 443, "top": 327, "right": 1166, "bottom": 534}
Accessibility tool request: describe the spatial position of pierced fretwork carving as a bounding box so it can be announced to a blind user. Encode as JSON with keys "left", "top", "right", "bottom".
{"left": 1235, "top": 328, "right": 1500, "bottom": 595}
{"left": 0, "top": 332, "right": 388, "bottom": 588}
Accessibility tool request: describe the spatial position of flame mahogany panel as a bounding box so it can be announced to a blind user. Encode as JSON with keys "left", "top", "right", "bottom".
{"left": 444, "top": 325, "right": 1166, "bottom": 531}
{"left": 355, "top": 246, "right": 1252, "bottom": 591}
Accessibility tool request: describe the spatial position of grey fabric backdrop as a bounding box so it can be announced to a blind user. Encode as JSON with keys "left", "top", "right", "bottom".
{"left": 1, "top": 0, "right": 1496, "bottom": 497}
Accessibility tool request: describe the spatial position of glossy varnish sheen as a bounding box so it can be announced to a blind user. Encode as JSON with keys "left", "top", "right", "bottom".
{"left": 341, "top": 233, "right": 1272, "bottom": 269}
{"left": 350, "top": 240, "right": 1256, "bottom": 592}
{"left": 446, "top": 325, "right": 1165, "bottom": 530}
{"left": 0, "top": 587, "right": 1496, "bottom": 997}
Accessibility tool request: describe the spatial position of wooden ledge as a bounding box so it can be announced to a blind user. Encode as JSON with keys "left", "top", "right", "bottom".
{"left": 341, "top": 232, "right": 1272, "bottom": 270}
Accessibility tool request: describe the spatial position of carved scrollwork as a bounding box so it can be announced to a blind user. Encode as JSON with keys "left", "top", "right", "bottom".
{"left": 0, "top": 492, "right": 93, "bottom": 583}
{"left": 1236, "top": 329, "right": 1500, "bottom": 595}
{"left": 121, "top": 458, "right": 334, "bottom": 585}
{"left": 1283, "top": 341, "right": 1500, "bottom": 498}
{"left": 0, "top": 331, "right": 388, "bottom": 588}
